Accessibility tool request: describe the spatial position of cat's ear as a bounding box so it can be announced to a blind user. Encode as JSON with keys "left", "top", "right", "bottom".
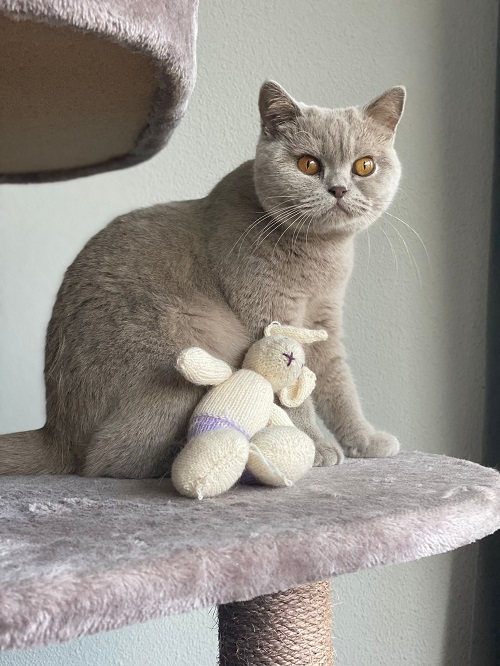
{"left": 364, "top": 86, "right": 406, "bottom": 133}
{"left": 259, "top": 81, "right": 302, "bottom": 136}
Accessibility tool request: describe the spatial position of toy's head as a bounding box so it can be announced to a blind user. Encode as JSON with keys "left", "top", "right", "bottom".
{"left": 242, "top": 322, "right": 327, "bottom": 407}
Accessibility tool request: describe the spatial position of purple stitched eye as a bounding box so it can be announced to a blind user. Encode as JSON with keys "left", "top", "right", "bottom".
{"left": 282, "top": 351, "right": 295, "bottom": 367}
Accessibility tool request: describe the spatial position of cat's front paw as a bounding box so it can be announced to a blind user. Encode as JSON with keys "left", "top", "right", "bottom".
{"left": 313, "top": 436, "right": 344, "bottom": 467}
{"left": 343, "top": 430, "right": 400, "bottom": 458}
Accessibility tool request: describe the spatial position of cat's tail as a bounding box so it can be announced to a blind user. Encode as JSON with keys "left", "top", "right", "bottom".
{"left": 0, "top": 428, "right": 73, "bottom": 475}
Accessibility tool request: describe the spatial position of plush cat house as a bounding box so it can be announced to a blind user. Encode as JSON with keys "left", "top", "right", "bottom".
{"left": 0, "top": 0, "right": 198, "bottom": 182}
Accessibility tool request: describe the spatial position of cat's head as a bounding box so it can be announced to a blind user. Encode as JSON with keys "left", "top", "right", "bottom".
{"left": 254, "top": 81, "right": 405, "bottom": 237}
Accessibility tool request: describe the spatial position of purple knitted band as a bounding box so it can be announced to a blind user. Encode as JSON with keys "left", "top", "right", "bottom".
{"left": 188, "top": 414, "right": 251, "bottom": 441}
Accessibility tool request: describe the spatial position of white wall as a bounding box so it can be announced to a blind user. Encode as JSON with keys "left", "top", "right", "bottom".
{"left": 0, "top": 1, "right": 496, "bottom": 664}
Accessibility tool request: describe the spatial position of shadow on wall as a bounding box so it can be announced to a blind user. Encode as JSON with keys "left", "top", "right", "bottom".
{"left": 471, "top": 2, "right": 500, "bottom": 664}
{"left": 437, "top": 0, "right": 497, "bottom": 664}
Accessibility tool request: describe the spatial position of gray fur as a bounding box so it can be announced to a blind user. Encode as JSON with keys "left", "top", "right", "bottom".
{"left": 0, "top": 81, "right": 406, "bottom": 478}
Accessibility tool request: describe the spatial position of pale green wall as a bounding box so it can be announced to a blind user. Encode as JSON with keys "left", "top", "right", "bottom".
{"left": 0, "top": 1, "right": 496, "bottom": 664}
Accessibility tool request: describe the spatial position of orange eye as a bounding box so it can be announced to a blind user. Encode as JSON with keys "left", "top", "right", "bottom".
{"left": 353, "top": 156, "right": 375, "bottom": 177}
{"left": 297, "top": 155, "right": 320, "bottom": 176}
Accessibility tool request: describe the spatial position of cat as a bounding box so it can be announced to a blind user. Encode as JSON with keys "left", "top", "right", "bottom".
{"left": 0, "top": 80, "right": 405, "bottom": 478}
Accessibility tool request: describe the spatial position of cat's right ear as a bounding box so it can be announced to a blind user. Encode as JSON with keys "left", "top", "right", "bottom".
{"left": 259, "top": 81, "right": 302, "bottom": 137}
{"left": 364, "top": 86, "right": 406, "bottom": 134}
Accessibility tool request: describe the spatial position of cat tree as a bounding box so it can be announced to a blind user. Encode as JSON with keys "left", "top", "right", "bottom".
{"left": 1, "top": 2, "right": 499, "bottom": 663}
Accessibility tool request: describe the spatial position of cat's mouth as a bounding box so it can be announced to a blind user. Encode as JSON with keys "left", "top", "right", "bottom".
{"left": 331, "top": 199, "right": 353, "bottom": 216}
{"left": 332, "top": 198, "right": 366, "bottom": 218}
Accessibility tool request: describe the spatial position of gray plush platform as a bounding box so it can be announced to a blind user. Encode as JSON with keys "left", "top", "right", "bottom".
{"left": 1, "top": 451, "right": 499, "bottom": 651}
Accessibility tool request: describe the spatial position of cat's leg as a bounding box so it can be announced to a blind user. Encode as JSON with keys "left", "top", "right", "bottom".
{"left": 285, "top": 397, "right": 344, "bottom": 466}
{"left": 81, "top": 379, "right": 204, "bottom": 479}
{"left": 312, "top": 339, "right": 400, "bottom": 458}
{"left": 172, "top": 429, "right": 249, "bottom": 499}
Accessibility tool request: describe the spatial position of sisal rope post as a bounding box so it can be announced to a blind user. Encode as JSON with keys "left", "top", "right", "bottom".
{"left": 218, "top": 580, "right": 334, "bottom": 665}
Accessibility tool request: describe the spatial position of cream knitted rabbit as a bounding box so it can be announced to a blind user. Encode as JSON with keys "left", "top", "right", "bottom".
{"left": 171, "top": 323, "right": 327, "bottom": 499}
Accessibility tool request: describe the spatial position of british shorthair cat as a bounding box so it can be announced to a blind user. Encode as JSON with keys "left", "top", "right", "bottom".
{"left": 0, "top": 81, "right": 405, "bottom": 478}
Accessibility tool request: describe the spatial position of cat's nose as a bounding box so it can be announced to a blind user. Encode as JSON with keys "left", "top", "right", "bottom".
{"left": 329, "top": 186, "right": 348, "bottom": 199}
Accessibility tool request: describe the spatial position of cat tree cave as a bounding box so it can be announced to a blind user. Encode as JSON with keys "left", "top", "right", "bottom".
{"left": 0, "top": 0, "right": 198, "bottom": 182}
{"left": 1, "top": 2, "right": 500, "bottom": 663}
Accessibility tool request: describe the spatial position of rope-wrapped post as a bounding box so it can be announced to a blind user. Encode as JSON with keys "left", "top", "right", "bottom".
{"left": 218, "top": 580, "right": 334, "bottom": 665}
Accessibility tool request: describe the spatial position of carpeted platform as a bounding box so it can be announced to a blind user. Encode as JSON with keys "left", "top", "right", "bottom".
{"left": 0, "top": 451, "right": 499, "bottom": 651}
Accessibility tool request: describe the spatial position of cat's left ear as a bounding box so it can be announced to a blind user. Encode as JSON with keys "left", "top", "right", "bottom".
{"left": 364, "top": 86, "right": 406, "bottom": 134}
{"left": 259, "top": 81, "right": 302, "bottom": 137}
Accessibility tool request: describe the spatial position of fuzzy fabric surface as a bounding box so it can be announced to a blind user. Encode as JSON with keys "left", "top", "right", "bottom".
{"left": 0, "top": 451, "right": 499, "bottom": 651}
{"left": 0, "top": 0, "right": 198, "bottom": 182}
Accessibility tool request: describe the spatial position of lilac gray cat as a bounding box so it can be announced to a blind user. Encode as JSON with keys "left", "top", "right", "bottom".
{"left": 0, "top": 81, "right": 405, "bottom": 477}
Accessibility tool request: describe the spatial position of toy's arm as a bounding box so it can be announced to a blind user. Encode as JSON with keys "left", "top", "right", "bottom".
{"left": 268, "top": 403, "right": 296, "bottom": 427}
{"left": 176, "top": 348, "right": 234, "bottom": 386}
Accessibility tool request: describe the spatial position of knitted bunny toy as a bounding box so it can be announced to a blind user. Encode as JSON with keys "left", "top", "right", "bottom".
{"left": 171, "top": 322, "right": 327, "bottom": 499}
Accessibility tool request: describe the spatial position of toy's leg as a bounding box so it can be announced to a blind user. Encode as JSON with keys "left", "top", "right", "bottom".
{"left": 247, "top": 427, "right": 315, "bottom": 487}
{"left": 171, "top": 429, "right": 249, "bottom": 499}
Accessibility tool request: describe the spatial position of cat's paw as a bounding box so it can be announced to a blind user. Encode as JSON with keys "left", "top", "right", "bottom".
{"left": 313, "top": 436, "right": 345, "bottom": 467}
{"left": 343, "top": 430, "right": 400, "bottom": 458}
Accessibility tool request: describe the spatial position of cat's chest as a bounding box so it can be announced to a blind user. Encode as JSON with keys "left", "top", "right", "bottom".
{"left": 231, "top": 242, "right": 352, "bottom": 334}
{"left": 266, "top": 242, "right": 351, "bottom": 299}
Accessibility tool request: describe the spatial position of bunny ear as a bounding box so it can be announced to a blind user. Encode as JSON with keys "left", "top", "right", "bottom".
{"left": 264, "top": 322, "right": 328, "bottom": 344}
{"left": 264, "top": 321, "right": 283, "bottom": 337}
{"left": 278, "top": 367, "right": 317, "bottom": 407}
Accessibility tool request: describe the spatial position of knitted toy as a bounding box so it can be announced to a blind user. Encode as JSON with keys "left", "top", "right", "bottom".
{"left": 171, "top": 323, "right": 327, "bottom": 499}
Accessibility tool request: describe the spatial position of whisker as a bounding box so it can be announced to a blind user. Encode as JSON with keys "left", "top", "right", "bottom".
{"left": 378, "top": 223, "right": 399, "bottom": 286}
{"left": 398, "top": 186, "right": 415, "bottom": 205}
{"left": 265, "top": 208, "right": 314, "bottom": 257}
{"left": 250, "top": 201, "right": 309, "bottom": 226}
{"left": 290, "top": 211, "right": 310, "bottom": 254}
{"left": 261, "top": 195, "right": 303, "bottom": 202}
{"left": 250, "top": 207, "right": 306, "bottom": 254}
{"left": 230, "top": 218, "right": 267, "bottom": 257}
{"left": 291, "top": 207, "right": 309, "bottom": 247}
{"left": 230, "top": 200, "right": 313, "bottom": 256}
{"left": 384, "top": 210, "right": 432, "bottom": 273}
{"left": 252, "top": 219, "right": 289, "bottom": 256}
{"left": 272, "top": 214, "right": 302, "bottom": 255}
{"left": 251, "top": 201, "right": 316, "bottom": 253}
{"left": 302, "top": 212, "right": 315, "bottom": 248}
{"left": 382, "top": 216, "right": 422, "bottom": 287}
{"left": 305, "top": 215, "right": 314, "bottom": 245}
{"left": 249, "top": 218, "right": 284, "bottom": 254}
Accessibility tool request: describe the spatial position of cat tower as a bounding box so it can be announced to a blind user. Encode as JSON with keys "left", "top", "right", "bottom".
{"left": 1, "top": 2, "right": 500, "bottom": 664}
